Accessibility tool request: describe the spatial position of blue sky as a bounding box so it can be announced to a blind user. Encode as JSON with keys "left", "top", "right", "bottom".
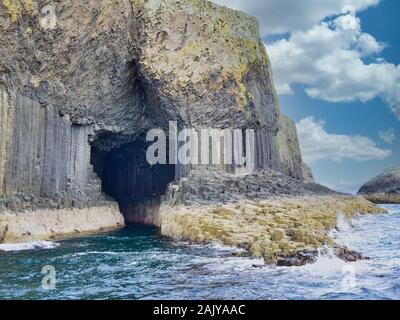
{"left": 214, "top": 0, "right": 400, "bottom": 192}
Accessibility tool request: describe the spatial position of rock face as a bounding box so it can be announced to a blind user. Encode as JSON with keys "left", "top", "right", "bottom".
{"left": 165, "top": 168, "right": 332, "bottom": 209}
{"left": 0, "top": 204, "right": 124, "bottom": 243}
{"left": 0, "top": 0, "right": 311, "bottom": 224}
{"left": 358, "top": 168, "right": 400, "bottom": 204}
{"left": 276, "top": 114, "right": 313, "bottom": 181}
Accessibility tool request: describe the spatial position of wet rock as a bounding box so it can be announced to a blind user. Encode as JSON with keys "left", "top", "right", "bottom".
{"left": 276, "top": 250, "right": 318, "bottom": 267}
{"left": 160, "top": 194, "right": 385, "bottom": 265}
{"left": 334, "top": 246, "right": 369, "bottom": 262}
{"left": 276, "top": 246, "right": 368, "bottom": 267}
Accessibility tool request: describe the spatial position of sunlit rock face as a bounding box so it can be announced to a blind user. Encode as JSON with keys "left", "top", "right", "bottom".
{"left": 276, "top": 114, "right": 311, "bottom": 181}
{"left": 0, "top": 0, "right": 309, "bottom": 223}
{"left": 358, "top": 168, "right": 400, "bottom": 204}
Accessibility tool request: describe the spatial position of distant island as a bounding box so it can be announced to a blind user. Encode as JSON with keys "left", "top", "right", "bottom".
{"left": 358, "top": 168, "right": 400, "bottom": 204}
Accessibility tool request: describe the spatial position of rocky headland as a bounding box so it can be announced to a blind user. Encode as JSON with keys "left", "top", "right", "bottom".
{"left": 358, "top": 168, "right": 400, "bottom": 204}
{"left": 0, "top": 0, "right": 385, "bottom": 265}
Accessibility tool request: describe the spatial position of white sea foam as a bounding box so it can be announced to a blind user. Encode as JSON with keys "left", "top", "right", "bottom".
{"left": 380, "top": 204, "right": 400, "bottom": 214}
{"left": 194, "top": 256, "right": 265, "bottom": 273}
{"left": 0, "top": 241, "right": 59, "bottom": 252}
{"left": 300, "top": 247, "right": 358, "bottom": 274}
{"left": 330, "top": 214, "right": 364, "bottom": 248}
{"left": 203, "top": 242, "right": 248, "bottom": 254}
{"left": 60, "top": 251, "right": 125, "bottom": 259}
{"left": 335, "top": 214, "right": 354, "bottom": 233}
{"left": 175, "top": 240, "right": 248, "bottom": 255}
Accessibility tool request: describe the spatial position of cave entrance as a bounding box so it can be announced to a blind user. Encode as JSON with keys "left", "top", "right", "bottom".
{"left": 90, "top": 134, "right": 175, "bottom": 225}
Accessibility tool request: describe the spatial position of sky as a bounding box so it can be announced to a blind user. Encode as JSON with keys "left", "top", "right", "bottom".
{"left": 213, "top": 0, "right": 400, "bottom": 192}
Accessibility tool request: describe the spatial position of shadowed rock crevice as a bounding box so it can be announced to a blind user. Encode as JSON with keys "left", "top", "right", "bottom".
{"left": 91, "top": 135, "right": 175, "bottom": 224}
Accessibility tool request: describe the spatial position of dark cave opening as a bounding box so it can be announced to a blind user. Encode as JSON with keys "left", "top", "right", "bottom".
{"left": 90, "top": 134, "right": 176, "bottom": 225}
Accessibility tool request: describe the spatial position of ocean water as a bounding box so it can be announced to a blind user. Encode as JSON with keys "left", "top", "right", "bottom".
{"left": 0, "top": 204, "right": 399, "bottom": 300}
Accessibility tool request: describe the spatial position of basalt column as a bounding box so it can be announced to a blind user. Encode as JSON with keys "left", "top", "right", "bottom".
{"left": 0, "top": 89, "right": 106, "bottom": 212}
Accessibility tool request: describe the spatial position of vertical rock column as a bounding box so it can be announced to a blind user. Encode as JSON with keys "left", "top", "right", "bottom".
{"left": 255, "top": 128, "right": 282, "bottom": 173}
{"left": 1, "top": 91, "right": 103, "bottom": 208}
{"left": 0, "top": 87, "right": 12, "bottom": 196}
{"left": 8, "top": 95, "right": 44, "bottom": 195}
{"left": 276, "top": 115, "right": 304, "bottom": 180}
{"left": 69, "top": 125, "right": 96, "bottom": 204}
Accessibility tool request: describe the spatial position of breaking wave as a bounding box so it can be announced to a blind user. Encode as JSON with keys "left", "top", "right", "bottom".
{"left": 0, "top": 241, "right": 59, "bottom": 252}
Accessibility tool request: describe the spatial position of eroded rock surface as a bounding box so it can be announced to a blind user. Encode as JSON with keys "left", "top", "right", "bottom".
{"left": 159, "top": 193, "right": 385, "bottom": 265}
{"left": 164, "top": 168, "right": 333, "bottom": 209}
{"left": 277, "top": 114, "right": 313, "bottom": 181}
{"left": 0, "top": 204, "right": 124, "bottom": 243}
{"left": 0, "top": 0, "right": 309, "bottom": 216}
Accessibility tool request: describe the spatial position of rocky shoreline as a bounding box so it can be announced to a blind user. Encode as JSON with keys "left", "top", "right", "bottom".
{"left": 0, "top": 174, "right": 385, "bottom": 268}
{"left": 359, "top": 193, "right": 400, "bottom": 204}
{"left": 0, "top": 203, "right": 124, "bottom": 243}
{"left": 159, "top": 194, "right": 385, "bottom": 266}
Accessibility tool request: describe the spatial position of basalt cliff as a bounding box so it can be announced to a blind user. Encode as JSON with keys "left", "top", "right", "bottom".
{"left": 0, "top": 0, "right": 384, "bottom": 265}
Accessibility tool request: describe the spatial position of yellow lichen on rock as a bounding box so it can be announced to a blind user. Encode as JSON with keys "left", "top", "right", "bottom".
{"left": 362, "top": 193, "right": 400, "bottom": 204}
{"left": 2, "top": 0, "right": 21, "bottom": 22}
{"left": 22, "top": 0, "right": 35, "bottom": 12}
{"left": 160, "top": 195, "right": 386, "bottom": 263}
{"left": 30, "top": 75, "right": 41, "bottom": 88}
{"left": 2, "top": 0, "right": 38, "bottom": 22}
{"left": 134, "top": 0, "right": 275, "bottom": 110}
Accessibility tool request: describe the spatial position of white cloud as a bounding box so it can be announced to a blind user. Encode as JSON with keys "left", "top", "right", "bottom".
{"left": 212, "top": 0, "right": 400, "bottom": 119}
{"left": 379, "top": 128, "right": 396, "bottom": 144}
{"left": 267, "top": 15, "right": 400, "bottom": 118}
{"left": 212, "top": 0, "right": 379, "bottom": 36}
{"left": 296, "top": 117, "right": 392, "bottom": 164}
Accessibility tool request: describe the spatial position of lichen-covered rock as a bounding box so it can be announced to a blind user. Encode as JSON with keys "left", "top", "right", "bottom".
{"left": 135, "top": 0, "right": 279, "bottom": 123}
{"left": 0, "top": 0, "right": 298, "bottom": 215}
{"left": 159, "top": 195, "right": 386, "bottom": 264}
{"left": 358, "top": 168, "right": 400, "bottom": 204}
{"left": 1, "top": 0, "right": 139, "bottom": 213}
{"left": 302, "top": 162, "right": 315, "bottom": 183}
